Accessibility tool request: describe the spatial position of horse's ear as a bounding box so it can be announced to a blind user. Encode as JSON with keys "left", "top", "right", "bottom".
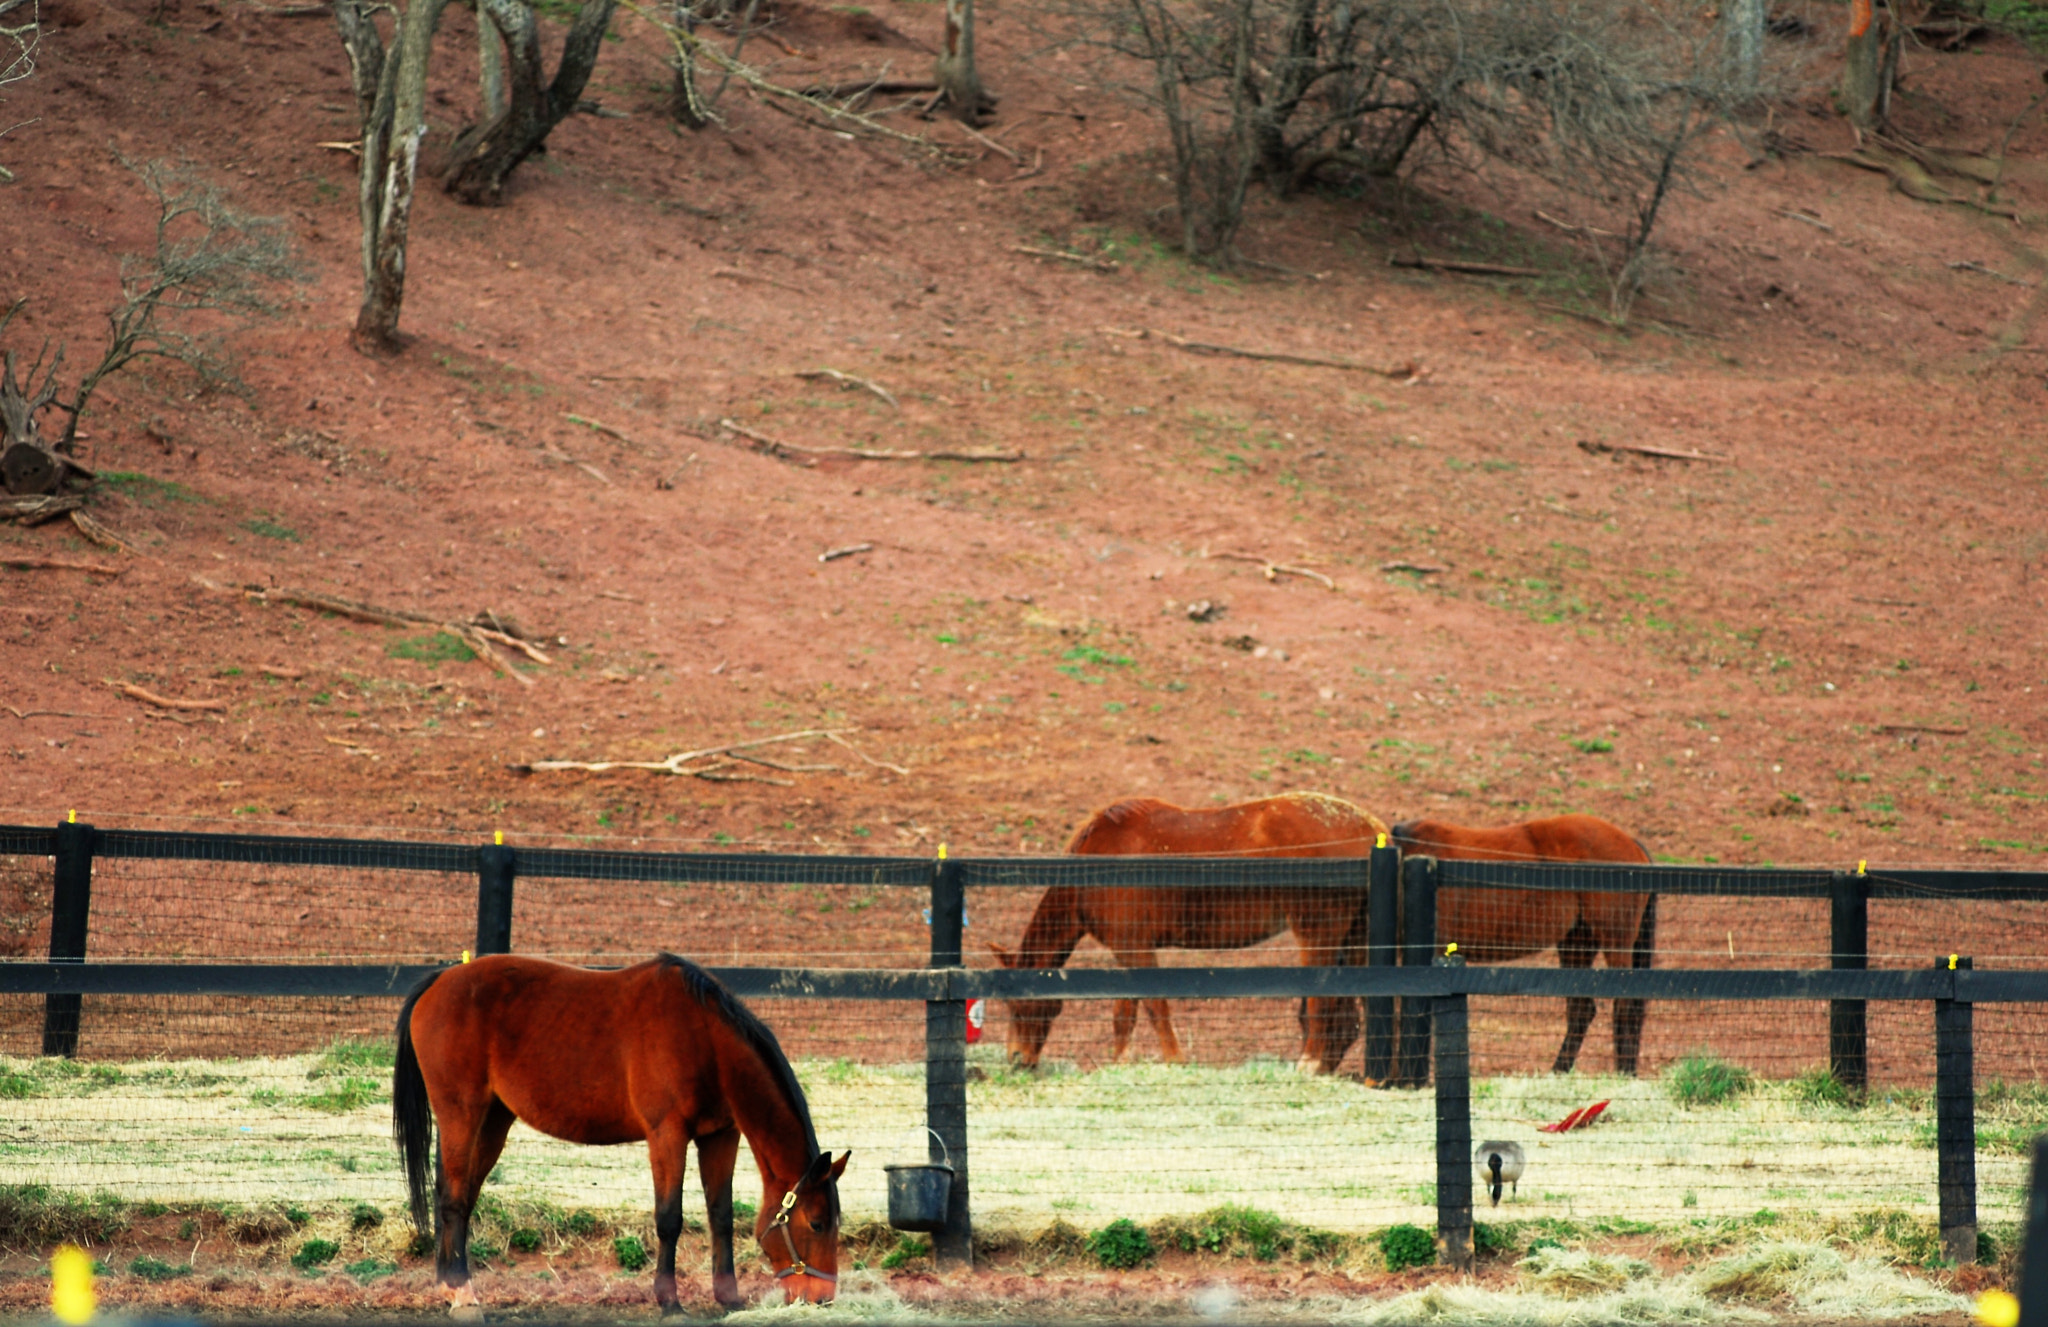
{"left": 987, "top": 941, "right": 1017, "bottom": 968}
{"left": 801, "top": 1150, "right": 834, "bottom": 1187}
{"left": 828, "top": 1150, "right": 851, "bottom": 1181}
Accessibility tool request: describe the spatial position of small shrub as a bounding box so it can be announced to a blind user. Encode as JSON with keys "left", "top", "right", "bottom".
{"left": 1792, "top": 1065, "right": 1854, "bottom": 1107}
{"left": 284, "top": 1204, "right": 310, "bottom": 1226}
{"left": 407, "top": 1232, "right": 434, "bottom": 1258}
{"left": 0, "top": 1070, "right": 40, "bottom": 1099}
{"left": 613, "top": 1235, "right": 648, "bottom": 1271}
{"left": 1474, "top": 1222, "right": 1518, "bottom": 1255}
{"left": 1667, "top": 1053, "right": 1754, "bottom": 1107}
{"left": 350, "top": 1203, "right": 383, "bottom": 1230}
{"left": 290, "top": 1238, "right": 340, "bottom": 1271}
{"left": 468, "top": 1238, "right": 501, "bottom": 1262}
{"left": 880, "top": 1235, "right": 930, "bottom": 1269}
{"left": 509, "top": 1227, "right": 543, "bottom": 1252}
{"left": 388, "top": 632, "right": 477, "bottom": 665}
{"left": 1380, "top": 1223, "right": 1435, "bottom": 1272}
{"left": 1087, "top": 1218, "right": 1154, "bottom": 1269}
{"left": 177, "top": 1218, "right": 198, "bottom": 1240}
{"left": 129, "top": 1255, "right": 191, "bottom": 1281}
{"left": 345, "top": 1257, "right": 398, "bottom": 1283}
{"left": 566, "top": 1210, "right": 599, "bottom": 1236}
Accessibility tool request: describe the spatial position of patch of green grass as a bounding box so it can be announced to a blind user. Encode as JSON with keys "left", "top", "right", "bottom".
{"left": 242, "top": 515, "right": 301, "bottom": 542}
{"left": 566, "top": 1210, "right": 600, "bottom": 1236}
{"left": 510, "top": 1227, "right": 543, "bottom": 1252}
{"left": 1666, "top": 1053, "right": 1754, "bottom": 1107}
{"left": 386, "top": 632, "right": 476, "bottom": 664}
{"left": 290, "top": 1238, "right": 340, "bottom": 1271}
{"left": 880, "top": 1235, "right": 929, "bottom": 1269}
{"left": 97, "top": 471, "right": 206, "bottom": 506}
{"left": 129, "top": 1255, "right": 191, "bottom": 1281}
{"left": 1792, "top": 1065, "right": 1856, "bottom": 1107}
{"left": 318, "top": 1038, "right": 396, "bottom": 1072}
{"left": 1571, "top": 737, "right": 1615, "bottom": 754}
{"left": 0, "top": 1069, "right": 40, "bottom": 1098}
{"left": 612, "top": 1234, "right": 647, "bottom": 1270}
{"left": 1087, "top": 1217, "right": 1154, "bottom": 1268}
{"left": 300, "top": 1077, "right": 383, "bottom": 1113}
{"left": 1975, "top": 1079, "right": 2048, "bottom": 1154}
{"left": 345, "top": 1257, "right": 398, "bottom": 1283}
{"left": 1380, "top": 1222, "right": 1435, "bottom": 1271}
{"left": 468, "top": 1237, "right": 501, "bottom": 1262}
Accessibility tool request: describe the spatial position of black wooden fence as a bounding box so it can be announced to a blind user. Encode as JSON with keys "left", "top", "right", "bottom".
{"left": 5, "top": 822, "right": 2048, "bottom": 1270}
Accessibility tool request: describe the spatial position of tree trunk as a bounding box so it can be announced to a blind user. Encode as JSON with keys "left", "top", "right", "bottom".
{"left": 668, "top": 0, "right": 709, "bottom": 128}
{"left": 1725, "top": 0, "right": 1763, "bottom": 99}
{"left": 934, "top": 0, "right": 989, "bottom": 123}
{"left": 1840, "top": 0, "right": 1897, "bottom": 129}
{"left": 0, "top": 349, "right": 68, "bottom": 496}
{"left": 337, "top": 0, "right": 452, "bottom": 351}
{"left": 443, "top": 0, "right": 619, "bottom": 205}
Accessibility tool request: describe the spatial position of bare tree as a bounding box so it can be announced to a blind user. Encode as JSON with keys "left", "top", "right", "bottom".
{"left": 443, "top": 0, "right": 621, "bottom": 204}
{"left": 0, "top": 160, "right": 297, "bottom": 494}
{"left": 1839, "top": 0, "right": 1904, "bottom": 128}
{"left": 935, "top": 0, "right": 993, "bottom": 121}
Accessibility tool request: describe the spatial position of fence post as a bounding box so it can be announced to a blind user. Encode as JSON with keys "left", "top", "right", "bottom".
{"left": 1396, "top": 855, "right": 1438, "bottom": 1088}
{"left": 475, "top": 841, "right": 516, "bottom": 957}
{"left": 1935, "top": 954, "right": 1976, "bottom": 1265}
{"left": 1364, "top": 840, "right": 1399, "bottom": 1081}
{"left": 926, "top": 855, "right": 972, "bottom": 1268}
{"left": 1434, "top": 951, "right": 1472, "bottom": 1272}
{"left": 2020, "top": 1136, "right": 2047, "bottom": 1327}
{"left": 41, "top": 818, "right": 94, "bottom": 1058}
{"left": 1829, "top": 868, "right": 1868, "bottom": 1092}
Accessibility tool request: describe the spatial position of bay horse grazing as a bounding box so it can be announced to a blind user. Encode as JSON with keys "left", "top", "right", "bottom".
{"left": 987, "top": 792, "right": 1388, "bottom": 1075}
{"left": 1391, "top": 814, "right": 1657, "bottom": 1074}
{"left": 394, "top": 953, "right": 849, "bottom": 1314}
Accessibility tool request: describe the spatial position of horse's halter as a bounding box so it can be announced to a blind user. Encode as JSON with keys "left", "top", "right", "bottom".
{"left": 768, "top": 1189, "right": 837, "bottom": 1286}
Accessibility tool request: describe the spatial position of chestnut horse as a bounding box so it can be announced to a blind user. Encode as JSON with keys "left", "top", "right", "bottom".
{"left": 1392, "top": 814, "right": 1657, "bottom": 1074}
{"left": 988, "top": 792, "right": 1388, "bottom": 1075}
{"left": 394, "top": 954, "right": 849, "bottom": 1313}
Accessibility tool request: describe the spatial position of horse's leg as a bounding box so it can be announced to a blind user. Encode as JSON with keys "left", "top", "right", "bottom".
{"left": 1142, "top": 999, "right": 1184, "bottom": 1063}
{"left": 1111, "top": 999, "right": 1140, "bottom": 1062}
{"left": 647, "top": 1119, "right": 692, "bottom": 1311}
{"left": 1553, "top": 917, "right": 1597, "bottom": 1074}
{"left": 696, "top": 1127, "right": 743, "bottom": 1309}
{"left": 1605, "top": 895, "right": 1656, "bottom": 1075}
{"left": 436, "top": 1097, "right": 516, "bottom": 1312}
{"left": 1112, "top": 949, "right": 1182, "bottom": 1062}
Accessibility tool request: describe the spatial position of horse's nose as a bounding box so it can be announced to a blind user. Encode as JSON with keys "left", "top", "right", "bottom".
{"left": 782, "top": 1274, "right": 835, "bottom": 1305}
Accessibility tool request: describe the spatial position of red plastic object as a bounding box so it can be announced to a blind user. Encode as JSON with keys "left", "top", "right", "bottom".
{"left": 1537, "top": 1099, "right": 1610, "bottom": 1133}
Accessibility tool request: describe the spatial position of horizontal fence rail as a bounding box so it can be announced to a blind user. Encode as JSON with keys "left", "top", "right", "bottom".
{"left": 11, "top": 962, "right": 2048, "bottom": 1003}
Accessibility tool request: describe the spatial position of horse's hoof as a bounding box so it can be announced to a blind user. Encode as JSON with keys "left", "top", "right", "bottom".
{"left": 449, "top": 1305, "right": 485, "bottom": 1323}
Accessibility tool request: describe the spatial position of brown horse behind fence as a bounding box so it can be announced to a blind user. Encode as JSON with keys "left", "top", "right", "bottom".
{"left": 1392, "top": 814, "right": 1657, "bottom": 1074}
{"left": 988, "top": 792, "right": 1388, "bottom": 1074}
{"left": 394, "top": 954, "right": 849, "bottom": 1314}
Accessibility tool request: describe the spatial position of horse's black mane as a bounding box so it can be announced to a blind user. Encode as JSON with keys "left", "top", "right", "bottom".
{"left": 654, "top": 954, "right": 830, "bottom": 1203}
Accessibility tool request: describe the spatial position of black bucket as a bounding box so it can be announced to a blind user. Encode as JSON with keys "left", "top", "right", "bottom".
{"left": 883, "top": 1161, "right": 954, "bottom": 1232}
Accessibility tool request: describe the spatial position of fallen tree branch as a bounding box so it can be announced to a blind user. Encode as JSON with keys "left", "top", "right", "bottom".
{"left": 1206, "top": 549, "right": 1337, "bottom": 590}
{"left": 820, "top": 542, "right": 874, "bottom": 562}
{"left": 1099, "top": 327, "right": 1425, "bottom": 380}
{"left": 796, "top": 78, "right": 940, "bottom": 99}
{"left": 1390, "top": 254, "right": 1543, "bottom": 277}
{"left": 108, "top": 681, "right": 227, "bottom": 712}
{"left": 69, "top": 510, "right": 141, "bottom": 556}
{"left": 1011, "top": 245, "right": 1118, "bottom": 273}
{"left": 720, "top": 418, "right": 1023, "bottom": 463}
{"left": 563, "top": 413, "right": 635, "bottom": 444}
{"left": 1949, "top": 260, "right": 2033, "bottom": 287}
{"left": 953, "top": 119, "right": 1021, "bottom": 162}
{"left": 5, "top": 705, "right": 109, "bottom": 719}
{"left": 1, "top": 555, "right": 123, "bottom": 575}
{"left": 0, "top": 494, "right": 86, "bottom": 524}
{"left": 189, "top": 580, "right": 550, "bottom": 682}
{"left": 1774, "top": 208, "right": 1833, "bottom": 231}
{"left": 796, "top": 368, "right": 899, "bottom": 408}
{"left": 711, "top": 266, "right": 809, "bottom": 295}
{"left": 1577, "top": 439, "right": 1729, "bottom": 464}
{"left": 824, "top": 729, "right": 910, "bottom": 775}
{"left": 656, "top": 453, "right": 699, "bottom": 490}
{"left": 1534, "top": 210, "right": 1619, "bottom": 238}
{"left": 1877, "top": 723, "right": 1968, "bottom": 736}
{"left": 517, "top": 726, "right": 882, "bottom": 783}
{"left": 1380, "top": 561, "right": 1446, "bottom": 574}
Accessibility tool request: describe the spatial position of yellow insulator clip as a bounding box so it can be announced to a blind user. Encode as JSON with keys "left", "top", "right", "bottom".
{"left": 1445, "top": 943, "right": 1459, "bottom": 956}
{"left": 461, "top": 949, "right": 472, "bottom": 964}
{"left": 938, "top": 843, "right": 949, "bottom": 861}
{"left": 494, "top": 830, "right": 504, "bottom": 846}
{"left": 1856, "top": 859, "right": 1867, "bottom": 876}
{"left": 1976, "top": 1289, "right": 2019, "bottom": 1327}
{"left": 1376, "top": 832, "right": 1389, "bottom": 850}
{"left": 52, "top": 1244, "right": 95, "bottom": 1325}
{"left": 67, "top": 809, "right": 76, "bottom": 824}
{"left": 1949, "top": 953, "right": 1959, "bottom": 971}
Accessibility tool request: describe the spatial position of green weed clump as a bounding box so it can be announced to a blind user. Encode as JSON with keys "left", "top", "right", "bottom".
{"left": 1975, "top": 1080, "right": 2048, "bottom": 1154}
{"left": 612, "top": 1234, "right": 648, "bottom": 1271}
{"left": 1087, "top": 1218, "right": 1154, "bottom": 1269}
{"left": 1380, "top": 1223, "right": 1435, "bottom": 1271}
{"left": 290, "top": 1238, "right": 339, "bottom": 1271}
{"left": 509, "top": 1227, "right": 543, "bottom": 1252}
{"left": 345, "top": 1257, "right": 398, "bottom": 1283}
{"left": 129, "top": 1255, "right": 191, "bottom": 1281}
{"left": 1792, "top": 1065, "right": 1856, "bottom": 1107}
{"left": 1165, "top": 1204, "right": 1293, "bottom": 1260}
{"left": 388, "top": 632, "right": 476, "bottom": 665}
{"left": 350, "top": 1203, "right": 383, "bottom": 1230}
{"left": 880, "top": 1235, "right": 929, "bottom": 1269}
{"left": 0, "top": 1184, "right": 130, "bottom": 1246}
{"left": 565, "top": 1210, "right": 600, "bottom": 1236}
{"left": 1666, "top": 1053, "right": 1754, "bottom": 1107}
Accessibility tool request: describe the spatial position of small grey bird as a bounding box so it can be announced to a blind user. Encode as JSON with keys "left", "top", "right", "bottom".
{"left": 1474, "top": 1140, "right": 1526, "bottom": 1207}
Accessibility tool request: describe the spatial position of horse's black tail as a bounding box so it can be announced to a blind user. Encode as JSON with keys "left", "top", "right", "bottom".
{"left": 393, "top": 968, "right": 444, "bottom": 1235}
{"left": 1632, "top": 893, "right": 1658, "bottom": 969}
